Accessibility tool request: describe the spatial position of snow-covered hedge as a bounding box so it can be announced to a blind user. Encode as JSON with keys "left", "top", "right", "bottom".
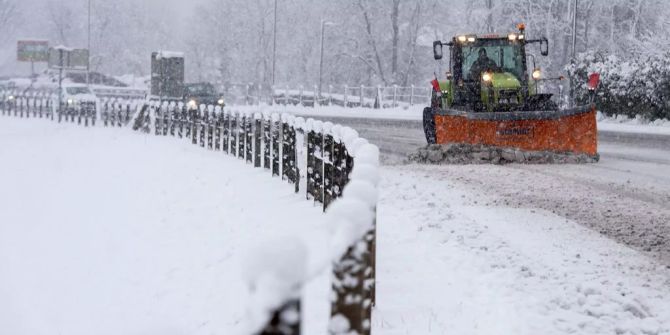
{"left": 566, "top": 51, "right": 670, "bottom": 121}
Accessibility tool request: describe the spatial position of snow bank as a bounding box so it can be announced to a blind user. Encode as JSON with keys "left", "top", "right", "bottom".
{"left": 0, "top": 118, "right": 327, "bottom": 335}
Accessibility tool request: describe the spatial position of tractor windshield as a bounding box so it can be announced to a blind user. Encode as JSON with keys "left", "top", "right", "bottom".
{"left": 461, "top": 40, "right": 525, "bottom": 81}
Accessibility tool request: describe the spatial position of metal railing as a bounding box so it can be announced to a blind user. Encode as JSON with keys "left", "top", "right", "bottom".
{"left": 219, "top": 83, "right": 431, "bottom": 109}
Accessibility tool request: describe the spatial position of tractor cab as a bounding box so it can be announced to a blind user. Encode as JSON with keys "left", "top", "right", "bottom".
{"left": 432, "top": 24, "right": 554, "bottom": 112}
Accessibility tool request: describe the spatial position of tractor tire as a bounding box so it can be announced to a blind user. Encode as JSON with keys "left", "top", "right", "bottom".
{"left": 423, "top": 107, "right": 437, "bottom": 144}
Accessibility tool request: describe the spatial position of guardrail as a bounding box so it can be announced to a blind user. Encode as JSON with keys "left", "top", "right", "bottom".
{"left": 221, "top": 83, "right": 430, "bottom": 109}
{"left": 132, "top": 101, "right": 379, "bottom": 334}
{"left": 92, "top": 86, "right": 147, "bottom": 100}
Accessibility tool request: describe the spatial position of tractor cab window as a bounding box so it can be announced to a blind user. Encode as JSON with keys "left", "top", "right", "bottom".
{"left": 462, "top": 41, "right": 524, "bottom": 81}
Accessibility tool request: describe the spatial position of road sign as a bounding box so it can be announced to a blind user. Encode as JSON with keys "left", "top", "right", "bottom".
{"left": 17, "top": 40, "right": 49, "bottom": 62}
{"left": 48, "top": 46, "right": 88, "bottom": 71}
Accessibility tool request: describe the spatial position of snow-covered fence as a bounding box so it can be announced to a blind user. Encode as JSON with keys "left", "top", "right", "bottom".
{"left": 0, "top": 90, "right": 55, "bottom": 120}
{"left": 3, "top": 96, "right": 378, "bottom": 334}
{"left": 131, "top": 101, "right": 379, "bottom": 334}
{"left": 100, "top": 98, "right": 142, "bottom": 127}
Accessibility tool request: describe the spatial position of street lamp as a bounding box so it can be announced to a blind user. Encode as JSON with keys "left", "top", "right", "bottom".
{"left": 318, "top": 20, "right": 335, "bottom": 98}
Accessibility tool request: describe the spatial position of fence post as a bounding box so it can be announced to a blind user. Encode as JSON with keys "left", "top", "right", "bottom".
{"left": 271, "top": 113, "right": 281, "bottom": 176}
{"left": 191, "top": 106, "right": 199, "bottom": 145}
{"left": 214, "top": 107, "right": 221, "bottom": 150}
{"left": 343, "top": 85, "right": 348, "bottom": 108}
{"left": 393, "top": 85, "right": 398, "bottom": 108}
{"left": 246, "top": 113, "right": 253, "bottom": 163}
{"left": 285, "top": 86, "right": 289, "bottom": 106}
{"left": 259, "top": 301, "right": 301, "bottom": 335}
{"left": 223, "top": 109, "right": 230, "bottom": 153}
{"left": 263, "top": 114, "right": 271, "bottom": 170}
{"left": 410, "top": 85, "right": 415, "bottom": 106}
{"left": 254, "top": 113, "right": 262, "bottom": 167}
{"left": 208, "top": 106, "right": 215, "bottom": 149}
{"left": 238, "top": 112, "right": 246, "bottom": 158}
{"left": 329, "top": 85, "right": 333, "bottom": 106}
{"left": 359, "top": 85, "right": 364, "bottom": 107}
{"left": 376, "top": 86, "right": 382, "bottom": 109}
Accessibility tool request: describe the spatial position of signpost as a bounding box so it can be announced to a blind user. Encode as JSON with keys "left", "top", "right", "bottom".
{"left": 17, "top": 40, "right": 49, "bottom": 80}
{"left": 47, "top": 46, "right": 91, "bottom": 117}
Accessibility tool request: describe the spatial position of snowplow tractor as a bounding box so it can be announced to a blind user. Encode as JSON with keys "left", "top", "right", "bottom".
{"left": 424, "top": 24, "right": 599, "bottom": 160}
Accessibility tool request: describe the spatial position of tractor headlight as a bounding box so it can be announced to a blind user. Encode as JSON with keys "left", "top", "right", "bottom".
{"left": 67, "top": 98, "right": 74, "bottom": 105}
{"left": 7, "top": 95, "right": 14, "bottom": 101}
{"left": 532, "top": 69, "right": 542, "bottom": 80}
{"left": 187, "top": 99, "right": 197, "bottom": 108}
{"left": 482, "top": 72, "right": 493, "bottom": 82}
{"left": 518, "top": 34, "right": 525, "bottom": 40}
{"left": 467, "top": 36, "right": 476, "bottom": 42}
{"left": 508, "top": 33, "right": 518, "bottom": 41}
{"left": 458, "top": 35, "right": 467, "bottom": 42}
{"left": 217, "top": 98, "right": 225, "bottom": 105}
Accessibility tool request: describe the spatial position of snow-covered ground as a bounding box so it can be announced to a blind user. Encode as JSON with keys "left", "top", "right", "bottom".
{"left": 0, "top": 118, "right": 330, "bottom": 334}
{"left": 2, "top": 117, "right": 669, "bottom": 334}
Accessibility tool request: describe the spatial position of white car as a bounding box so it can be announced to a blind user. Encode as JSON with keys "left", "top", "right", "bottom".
{"left": 60, "top": 84, "right": 97, "bottom": 115}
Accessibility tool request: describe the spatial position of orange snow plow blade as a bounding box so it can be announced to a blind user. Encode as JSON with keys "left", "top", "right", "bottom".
{"left": 434, "top": 104, "right": 598, "bottom": 156}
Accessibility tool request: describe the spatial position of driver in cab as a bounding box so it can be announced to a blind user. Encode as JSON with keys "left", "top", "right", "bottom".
{"left": 470, "top": 48, "right": 499, "bottom": 80}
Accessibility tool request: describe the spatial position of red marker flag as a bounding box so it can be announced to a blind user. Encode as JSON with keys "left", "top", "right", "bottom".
{"left": 431, "top": 78, "right": 441, "bottom": 92}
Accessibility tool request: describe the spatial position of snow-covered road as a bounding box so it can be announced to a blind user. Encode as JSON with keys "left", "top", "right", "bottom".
{"left": 375, "top": 165, "right": 670, "bottom": 334}
{"left": 294, "top": 114, "right": 670, "bottom": 264}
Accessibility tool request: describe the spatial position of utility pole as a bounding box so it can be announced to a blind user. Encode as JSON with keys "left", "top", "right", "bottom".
{"left": 318, "top": 20, "right": 334, "bottom": 97}
{"left": 272, "top": 0, "right": 277, "bottom": 87}
{"left": 87, "top": 0, "right": 91, "bottom": 87}
{"left": 571, "top": 0, "right": 578, "bottom": 60}
{"left": 569, "top": 0, "right": 578, "bottom": 108}
{"left": 486, "top": 0, "right": 493, "bottom": 33}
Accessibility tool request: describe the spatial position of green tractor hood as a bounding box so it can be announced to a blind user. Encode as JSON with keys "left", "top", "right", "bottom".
{"left": 490, "top": 72, "right": 521, "bottom": 89}
{"left": 481, "top": 72, "right": 523, "bottom": 111}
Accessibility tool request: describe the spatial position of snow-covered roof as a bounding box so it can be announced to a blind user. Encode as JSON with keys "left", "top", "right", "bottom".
{"left": 155, "top": 51, "right": 184, "bottom": 59}
{"left": 52, "top": 45, "right": 74, "bottom": 51}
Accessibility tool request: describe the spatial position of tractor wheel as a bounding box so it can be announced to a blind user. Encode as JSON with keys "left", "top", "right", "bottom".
{"left": 422, "top": 107, "right": 436, "bottom": 144}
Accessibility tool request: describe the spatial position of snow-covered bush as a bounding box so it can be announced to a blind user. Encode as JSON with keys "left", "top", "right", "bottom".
{"left": 567, "top": 51, "right": 670, "bottom": 121}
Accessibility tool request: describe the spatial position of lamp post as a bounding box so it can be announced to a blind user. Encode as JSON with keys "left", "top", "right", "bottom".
{"left": 318, "top": 20, "right": 335, "bottom": 98}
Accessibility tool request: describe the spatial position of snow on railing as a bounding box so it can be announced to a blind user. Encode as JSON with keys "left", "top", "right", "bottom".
{"left": 131, "top": 101, "right": 379, "bottom": 334}
{"left": 1, "top": 95, "right": 379, "bottom": 334}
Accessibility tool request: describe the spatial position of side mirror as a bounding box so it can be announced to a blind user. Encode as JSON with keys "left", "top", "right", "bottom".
{"left": 540, "top": 38, "right": 549, "bottom": 56}
{"left": 433, "top": 41, "right": 443, "bottom": 60}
